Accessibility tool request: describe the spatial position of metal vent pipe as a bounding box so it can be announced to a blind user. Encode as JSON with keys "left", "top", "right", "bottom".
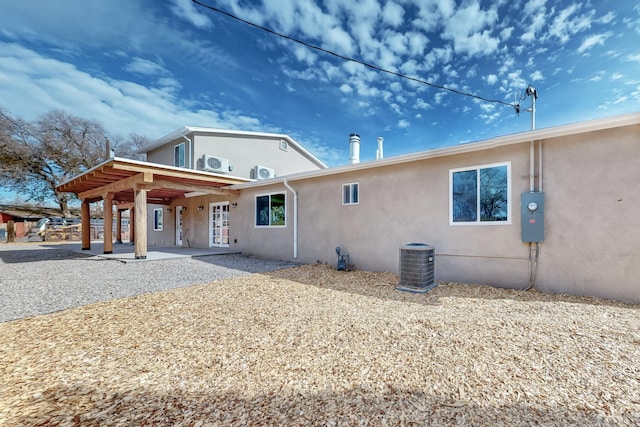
{"left": 349, "top": 133, "right": 360, "bottom": 164}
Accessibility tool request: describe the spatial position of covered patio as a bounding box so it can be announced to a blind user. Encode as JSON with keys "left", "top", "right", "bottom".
{"left": 56, "top": 158, "right": 250, "bottom": 259}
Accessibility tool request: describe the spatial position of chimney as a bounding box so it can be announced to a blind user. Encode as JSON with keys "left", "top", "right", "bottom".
{"left": 349, "top": 133, "right": 360, "bottom": 164}
{"left": 376, "top": 137, "right": 384, "bottom": 160}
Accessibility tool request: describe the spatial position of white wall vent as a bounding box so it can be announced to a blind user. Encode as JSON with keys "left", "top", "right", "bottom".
{"left": 200, "top": 154, "right": 229, "bottom": 173}
{"left": 252, "top": 165, "right": 276, "bottom": 180}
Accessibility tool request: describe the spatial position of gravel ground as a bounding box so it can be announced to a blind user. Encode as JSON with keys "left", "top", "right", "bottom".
{"left": 1, "top": 264, "right": 638, "bottom": 425}
{"left": 0, "top": 242, "right": 298, "bottom": 323}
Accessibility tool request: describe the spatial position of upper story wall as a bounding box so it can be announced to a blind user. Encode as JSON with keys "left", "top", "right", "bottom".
{"left": 145, "top": 130, "right": 325, "bottom": 179}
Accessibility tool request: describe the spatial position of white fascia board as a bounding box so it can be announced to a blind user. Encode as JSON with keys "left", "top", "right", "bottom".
{"left": 231, "top": 111, "right": 640, "bottom": 190}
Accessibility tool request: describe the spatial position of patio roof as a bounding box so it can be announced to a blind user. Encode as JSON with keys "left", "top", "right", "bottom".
{"left": 57, "top": 157, "right": 251, "bottom": 204}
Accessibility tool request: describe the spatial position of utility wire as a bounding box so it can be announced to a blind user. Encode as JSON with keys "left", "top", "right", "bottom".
{"left": 192, "top": 0, "right": 517, "bottom": 108}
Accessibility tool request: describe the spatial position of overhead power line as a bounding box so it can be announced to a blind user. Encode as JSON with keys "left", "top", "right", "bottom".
{"left": 192, "top": 0, "right": 517, "bottom": 108}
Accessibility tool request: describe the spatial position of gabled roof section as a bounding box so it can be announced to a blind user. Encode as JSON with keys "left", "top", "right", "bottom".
{"left": 139, "top": 126, "right": 328, "bottom": 169}
{"left": 232, "top": 111, "right": 640, "bottom": 190}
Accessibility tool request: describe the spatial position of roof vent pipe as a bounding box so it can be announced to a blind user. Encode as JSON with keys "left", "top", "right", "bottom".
{"left": 349, "top": 133, "right": 360, "bottom": 164}
{"left": 376, "top": 137, "right": 384, "bottom": 160}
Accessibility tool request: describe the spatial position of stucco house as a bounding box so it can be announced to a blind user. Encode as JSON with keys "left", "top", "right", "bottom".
{"left": 58, "top": 112, "right": 640, "bottom": 302}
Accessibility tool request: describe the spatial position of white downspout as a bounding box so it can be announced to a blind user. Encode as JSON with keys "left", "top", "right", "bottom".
{"left": 283, "top": 179, "right": 298, "bottom": 259}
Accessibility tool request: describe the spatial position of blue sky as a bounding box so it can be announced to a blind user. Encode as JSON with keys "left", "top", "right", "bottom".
{"left": 1, "top": 0, "right": 639, "bottom": 180}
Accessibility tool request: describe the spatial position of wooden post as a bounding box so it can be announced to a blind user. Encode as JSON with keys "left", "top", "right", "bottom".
{"left": 81, "top": 200, "right": 91, "bottom": 250}
{"left": 134, "top": 187, "right": 147, "bottom": 259}
{"left": 115, "top": 209, "right": 123, "bottom": 244}
{"left": 103, "top": 195, "right": 114, "bottom": 254}
{"left": 7, "top": 220, "right": 15, "bottom": 243}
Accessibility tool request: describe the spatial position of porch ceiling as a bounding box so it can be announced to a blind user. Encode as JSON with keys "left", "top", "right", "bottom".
{"left": 57, "top": 158, "right": 250, "bottom": 204}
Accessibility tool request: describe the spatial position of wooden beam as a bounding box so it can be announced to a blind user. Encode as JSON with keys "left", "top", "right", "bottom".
{"left": 142, "top": 178, "right": 237, "bottom": 195}
{"left": 78, "top": 172, "right": 153, "bottom": 200}
{"left": 112, "top": 162, "right": 245, "bottom": 185}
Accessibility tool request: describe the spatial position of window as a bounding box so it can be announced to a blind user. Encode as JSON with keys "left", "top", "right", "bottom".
{"left": 279, "top": 140, "right": 288, "bottom": 151}
{"left": 174, "top": 143, "right": 185, "bottom": 167}
{"left": 153, "top": 208, "right": 164, "bottom": 231}
{"left": 450, "top": 162, "right": 510, "bottom": 224}
{"left": 342, "top": 183, "right": 359, "bottom": 205}
{"left": 255, "top": 193, "right": 286, "bottom": 227}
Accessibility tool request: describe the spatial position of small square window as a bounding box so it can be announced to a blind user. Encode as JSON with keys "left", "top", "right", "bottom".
{"left": 342, "top": 183, "right": 359, "bottom": 205}
{"left": 279, "top": 140, "right": 288, "bottom": 151}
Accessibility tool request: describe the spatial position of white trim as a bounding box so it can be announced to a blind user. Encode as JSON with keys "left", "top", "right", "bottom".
{"left": 209, "top": 202, "right": 230, "bottom": 248}
{"left": 342, "top": 182, "right": 359, "bottom": 205}
{"left": 153, "top": 208, "right": 164, "bottom": 231}
{"left": 174, "top": 142, "right": 185, "bottom": 168}
{"left": 449, "top": 162, "right": 511, "bottom": 226}
{"left": 254, "top": 192, "right": 287, "bottom": 228}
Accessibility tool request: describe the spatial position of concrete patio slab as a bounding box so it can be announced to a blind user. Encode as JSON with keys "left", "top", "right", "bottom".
{"left": 74, "top": 242, "right": 240, "bottom": 262}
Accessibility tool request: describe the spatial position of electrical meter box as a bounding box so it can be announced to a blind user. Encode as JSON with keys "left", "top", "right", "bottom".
{"left": 521, "top": 192, "right": 544, "bottom": 242}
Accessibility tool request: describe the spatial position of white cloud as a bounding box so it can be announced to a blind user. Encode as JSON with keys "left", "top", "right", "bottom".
{"left": 339, "top": 84, "right": 353, "bottom": 94}
{"left": 500, "top": 27, "right": 514, "bottom": 41}
{"left": 123, "top": 58, "right": 167, "bottom": 76}
{"left": 548, "top": 4, "right": 594, "bottom": 44}
{"left": 0, "top": 43, "right": 270, "bottom": 138}
{"left": 611, "top": 72, "right": 624, "bottom": 80}
{"left": 521, "top": 10, "right": 547, "bottom": 43}
{"left": 486, "top": 74, "right": 498, "bottom": 85}
{"left": 530, "top": 70, "right": 544, "bottom": 81}
{"left": 381, "top": 1, "right": 404, "bottom": 27}
{"left": 169, "top": 0, "right": 212, "bottom": 28}
{"left": 398, "top": 119, "right": 410, "bottom": 128}
{"left": 577, "top": 33, "right": 612, "bottom": 54}
{"left": 523, "top": 0, "right": 547, "bottom": 17}
{"left": 442, "top": 1, "right": 500, "bottom": 56}
{"left": 627, "top": 54, "right": 640, "bottom": 62}
{"left": 407, "top": 32, "right": 429, "bottom": 56}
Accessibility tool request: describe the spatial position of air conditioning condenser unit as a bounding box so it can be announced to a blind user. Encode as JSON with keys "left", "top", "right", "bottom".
{"left": 201, "top": 154, "right": 229, "bottom": 173}
{"left": 252, "top": 165, "right": 276, "bottom": 180}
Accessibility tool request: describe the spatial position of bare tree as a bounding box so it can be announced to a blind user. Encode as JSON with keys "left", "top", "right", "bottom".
{"left": 0, "top": 108, "right": 149, "bottom": 216}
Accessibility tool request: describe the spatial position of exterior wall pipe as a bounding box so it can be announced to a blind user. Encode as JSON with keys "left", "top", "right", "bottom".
{"left": 283, "top": 179, "right": 298, "bottom": 259}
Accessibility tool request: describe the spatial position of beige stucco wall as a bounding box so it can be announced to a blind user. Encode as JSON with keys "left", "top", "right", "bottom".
{"left": 535, "top": 125, "right": 640, "bottom": 302}
{"left": 146, "top": 134, "right": 323, "bottom": 179}
{"left": 234, "top": 124, "right": 640, "bottom": 302}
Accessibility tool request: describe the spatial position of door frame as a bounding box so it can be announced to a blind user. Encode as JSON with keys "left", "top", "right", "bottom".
{"left": 175, "top": 206, "right": 184, "bottom": 246}
{"left": 209, "top": 201, "right": 230, "bottom": 248}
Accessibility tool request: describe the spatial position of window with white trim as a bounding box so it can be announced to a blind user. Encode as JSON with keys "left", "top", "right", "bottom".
{"left": 174, "top": 143, "right": 185, "bottom": 167}
{"left": 255, "top": 193, "right": 286, "bottom": 227}
{"left": 342, "top": 182, "right": 359, "bottom": 205}
{"left": 153, "top": 208, "right": 164, "bottom": 231}
{"left": 450, "top": 162, "right": 510, "bottom": 224}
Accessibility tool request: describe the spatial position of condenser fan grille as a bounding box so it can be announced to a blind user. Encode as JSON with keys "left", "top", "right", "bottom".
{"left": 207, "top": 157, "right": 222, "bottom": 169}
{"left": 259, "top": 168, "right": 271, "bottom": 178}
